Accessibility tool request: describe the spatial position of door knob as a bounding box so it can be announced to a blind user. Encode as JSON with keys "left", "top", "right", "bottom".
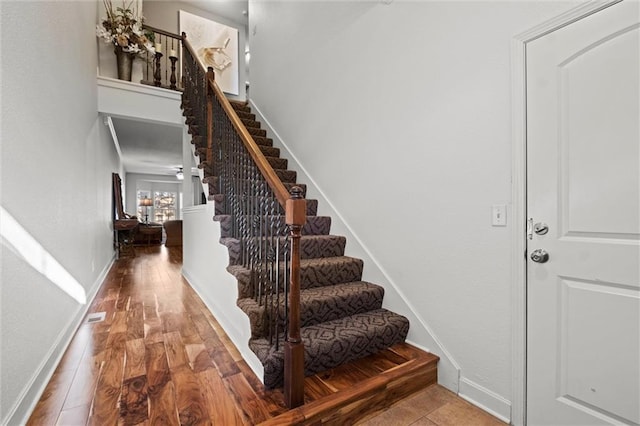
{"left": 530, "top": 249, "right": 549, "bottom": 263}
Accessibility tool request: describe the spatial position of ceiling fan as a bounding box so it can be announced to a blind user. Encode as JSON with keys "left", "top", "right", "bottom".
{"left": 175, "top": 167, "right": 184, "bottom": 180}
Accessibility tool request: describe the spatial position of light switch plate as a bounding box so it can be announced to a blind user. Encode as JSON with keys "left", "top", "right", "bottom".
{"left": 492, "top": 204, "right": 507, "bottom": 226}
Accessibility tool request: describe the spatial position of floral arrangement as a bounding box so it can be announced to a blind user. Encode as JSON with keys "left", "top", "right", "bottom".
{"left": 96, "top": 0, "right": 155, "bottom": 56}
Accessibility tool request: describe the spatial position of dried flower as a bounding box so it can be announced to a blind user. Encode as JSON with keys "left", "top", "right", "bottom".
{"left": 116, "top": 34, "right": 129, "bottom": 47}
{"left": 96, "top": 0, "right": 155, "bottom": 56}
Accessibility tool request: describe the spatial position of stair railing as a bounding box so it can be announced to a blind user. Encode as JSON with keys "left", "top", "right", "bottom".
{"left": 181, "top": 33, "right": 306, "bottom": 408}
{"left": 141, "top": 25, "right": 182, "bottom": 90}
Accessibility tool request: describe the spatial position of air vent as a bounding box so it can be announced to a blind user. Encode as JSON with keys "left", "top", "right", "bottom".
{"left": 86, "top": 312, "right": 106, "bottom": 324}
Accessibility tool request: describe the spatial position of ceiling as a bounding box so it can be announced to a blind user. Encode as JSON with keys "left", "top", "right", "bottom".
{"left": 112, "top": 117, "right": 189, "bottom": 177}
{"left": 180, "top": 0, "right": 249, "bottom": 26}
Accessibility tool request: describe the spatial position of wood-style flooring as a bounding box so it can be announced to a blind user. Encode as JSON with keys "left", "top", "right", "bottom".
{"left": 27, "top": 245, "right": 505, "bottom": 425}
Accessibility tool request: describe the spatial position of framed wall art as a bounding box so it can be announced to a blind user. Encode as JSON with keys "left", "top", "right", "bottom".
{"left": 179, "top": 10, "right": 239, "bottom": 95}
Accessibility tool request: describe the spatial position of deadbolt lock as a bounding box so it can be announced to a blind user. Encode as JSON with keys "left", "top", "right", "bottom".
{"left": 534, "top": 222, "right": 549, "bottom": 235}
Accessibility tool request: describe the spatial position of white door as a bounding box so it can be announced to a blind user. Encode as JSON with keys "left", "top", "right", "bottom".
{"left": 526, "top": 1, "right": 640, "bottom": 425}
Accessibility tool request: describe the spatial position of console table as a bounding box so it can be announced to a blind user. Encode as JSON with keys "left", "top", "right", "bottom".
{"left": 137, "top": 224, "right": 163, "bottom": 245}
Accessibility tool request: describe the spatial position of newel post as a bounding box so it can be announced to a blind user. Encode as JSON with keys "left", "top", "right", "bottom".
{"left": 206, "top": 67, "right": 214, "bottom": 167}
{"left": 284, "top": 186, "right": 306, "bottom": 408}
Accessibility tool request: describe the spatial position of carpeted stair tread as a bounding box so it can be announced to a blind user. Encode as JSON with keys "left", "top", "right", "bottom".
{"left": 247, "top": 127, "right": 267, "bottom": 137}
{"left": 249, "top": 308, "right": 410, "bottom": 388}
{"left": 298, "top": 256, "right": 363, "bottom": 289}
{"left": 209, "top": 194, "right": 318, "bottom": 216}
{"left": 265, "top": 156, "right": 288, "bottom": 170}
{"left": 259, "top": 145, "right": 280, "bottom": 157}
{"left": 241, "top": 119, "right": 261, "bottom": 129}
{"left": 252, "top": 136, "right": 274, "bottom": 146}
{"left": 236, "top": 111, "right": 256, "bottom": 121}
{"left": 229, "top": 100, "right": 251, "bottom": 113}
{"left": 296, "top": 282, "right": 384, "bottom": 326}
{"left": 220, "top": 234, "right": 345, "bottom": 266}
{"left": 298, "top": 234, "right": 346, "bottom": 258}
{"left": 227, "top": 256, "right": 363, "bottom": 293}
{"left": 238, "top": 281, "right": 384, "bottom": 337}
{"left": 275, "top": 169, "right": 297, "bottom": 183}
{"left": 189, "top": 135, "right": 204, "bottom": 148}
{"left": 196, "top": 143, "right": 279, "bottom": 165}
{"left": 214, "top": 214, "right": 331, "bottom": 238}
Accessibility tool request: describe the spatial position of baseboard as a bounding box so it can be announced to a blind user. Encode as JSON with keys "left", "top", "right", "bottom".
{"left": 458, "top": 376, "right": 511, "bottom": 423}
{"left": 3, "top": 255, "right": 115, "bottom": 426}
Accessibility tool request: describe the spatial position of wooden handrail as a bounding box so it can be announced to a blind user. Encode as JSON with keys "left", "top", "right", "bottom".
{"left": 182, "top": 34, "right": 291, "bottom": 208}
{"left": 142, "top": 24, "right": 181, "bottom": 40}
{"left": 207, "top": 79, "right": 293, "bottom": 207}
{"left": 181, "top": 32, "right": 306, "bottom": 408}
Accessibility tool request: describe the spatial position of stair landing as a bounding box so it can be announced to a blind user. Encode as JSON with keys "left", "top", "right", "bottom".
{"left": 261, "top": 342, "right": 439, "bottom": 425}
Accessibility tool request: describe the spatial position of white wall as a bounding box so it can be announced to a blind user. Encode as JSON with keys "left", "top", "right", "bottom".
{"left": 248, "top": 1, "right": 579, "bottom": 420}
{"left": 182, "top": 204, "right": 264, "bottom": 380}
{"left": 143, "top": 0, "right": 248, "bottom": 101}
{"left": 0, "top": 2, "right": 120, "bottom": 424}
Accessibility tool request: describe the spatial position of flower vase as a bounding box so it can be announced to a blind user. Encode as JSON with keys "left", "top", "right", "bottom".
{"left": 114, "top": 47, "right": 135, "bottom": 81}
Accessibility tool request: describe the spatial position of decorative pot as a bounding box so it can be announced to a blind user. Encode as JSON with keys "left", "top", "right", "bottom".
{"left": 114, "top": 47, "right": 135, "bottom": 81}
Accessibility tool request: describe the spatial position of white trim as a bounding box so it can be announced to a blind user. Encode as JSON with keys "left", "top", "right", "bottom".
{"left": 105, "top": 115, "right": 123, "bottom": 160}
{"left": 3, "top": 256, "right": 115, "bottom": 426}
{"left": 459, "top": 377, "right": 512, "bottom": 424}
{"left": 249, "top": 99, "right": 462, "bottom": 393}
{"left": 97, "top": 76, "right": 183, "bottom": 127}
{"left": 510, "top": 1, "right": 622, "bottom": 424}
{"left": 510, "top": 32, "right": 528, "bottom": 426}
{"left": 97, "top": 75, "right": 182, "bottom": 100}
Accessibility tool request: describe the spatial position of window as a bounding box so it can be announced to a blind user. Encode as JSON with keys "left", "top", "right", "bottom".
{"left": 153, "top": 191, "right": 177, "bottom": 223}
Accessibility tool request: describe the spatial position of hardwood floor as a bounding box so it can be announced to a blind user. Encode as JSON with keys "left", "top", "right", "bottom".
{"left": 27, "top": 245, "right": 505, "bottom": 425}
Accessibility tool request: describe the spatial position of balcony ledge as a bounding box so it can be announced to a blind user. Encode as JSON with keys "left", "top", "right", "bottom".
{"left": 97, "top": 75, "right": 183, "bottom": 126}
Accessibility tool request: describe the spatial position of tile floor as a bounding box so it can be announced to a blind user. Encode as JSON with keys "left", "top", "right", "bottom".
{"left": 358, "top": 384, "right": 507, "bottom": 426}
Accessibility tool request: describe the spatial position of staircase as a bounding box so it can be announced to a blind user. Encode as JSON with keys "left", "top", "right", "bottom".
{"left": 193, "top": 99, "right": 412, "bottom": 389}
